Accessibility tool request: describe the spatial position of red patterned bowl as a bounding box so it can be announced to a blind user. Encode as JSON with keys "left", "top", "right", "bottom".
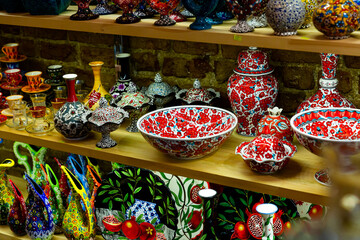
{"left": 236, "top": 135, "right": 297, "bottom": 174}
{"left": 137, "top": 105, "right": 238, "bottom": 159}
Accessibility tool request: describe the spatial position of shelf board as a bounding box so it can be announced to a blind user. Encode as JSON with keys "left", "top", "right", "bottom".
{"left": 0, "top": 123, "right": 329, "bottom": 205}
{"left": 1, "top": 6, "right": 360, "bottom": 56}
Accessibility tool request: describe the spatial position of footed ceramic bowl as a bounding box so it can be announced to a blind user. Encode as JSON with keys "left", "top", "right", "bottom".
{"left": 137, "top": 105, "right": 238, "bottom": 159}
{"left": 236, "top": 135, "right": 297, "bottom": 174}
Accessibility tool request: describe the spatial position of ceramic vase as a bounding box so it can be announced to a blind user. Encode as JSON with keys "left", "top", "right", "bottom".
{"left": 25, "top": 174, "right": 55, "bottom": 240}
{"left": 313, "top": 0, "right": 360, "bottom": 39}
{"left": 266, "top": 0, "right": 306, "bottom": 36}
{"left": 113, "top": 0, "right": 141, "bottom": 23}
{"left": 110, "top": 53, "right": 134, "bottom": 102}
{"left": 300, "top": 0, "right": 317, "bottom": 28}
{"left": 225, "top": 0, "right": 268, "bottom": 33}
{"left": 256, "top": 203, "right": 278, "bottom": 240}
{"left": 62, "top": 166, "right": 96, "bottom": 240}
{"left": 92, "top": 0, "right": 117, "bottom": 15}
{"left": 8, "top": 179, "right": 27, "bottom": 236}
{"left": 134, "top": 0, "right": 155, "bottom": 18}
{"left": 54, "top": 157, "right": 70, "bottom": 208}
{"left": 70, "top": 0, "right": 99, "bottom": 20}
{"left": 297, "top": 53, "right": 355, "bottom": 113}
{"left": 182, "top": 0, "right": 219, "bottom": 30}
{"left": 227, "top": 47, "right": 278, "bottom": 136}
{"left": 198, "top": 189, "right": 218, "bottom": 239}
{"left": 84, "top": 61, "right": 112, "bottom": 110}
{"left": 67, "top": 155, "right": 91, "bottom": 198}
{"left": 54, "top": 74, "right": 91, "bottom": 140}
{"left": 147, "top": 0, "right": 180, "bottom": 26}
{"left": 0, "top": 159, "right": 15, "bottom": 225}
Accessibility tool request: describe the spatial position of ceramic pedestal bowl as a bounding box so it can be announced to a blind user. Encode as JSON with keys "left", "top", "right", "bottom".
{"left": 137, "top": 105, "right": 238, "bottom": 159}
{"left": 290, "top": 108, "right": 360, "bottom": 185}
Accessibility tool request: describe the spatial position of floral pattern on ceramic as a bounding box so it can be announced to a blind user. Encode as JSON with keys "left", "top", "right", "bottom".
{"left": 321, "top": 53, "right": 338, "bottom": 79}
{"left": 182, "top": 0, "right": 219, "bottom": 30}
{"left": 146, "top": 0, "right": 180, "bottom": 26}
{"left": 0, "top": 159, "right": 15, "bottom": 225}
{"left": 113, "top": 0, "right": 141, "bottom": 23}
{"left": 236, "top": 134, "right": 297, "bottom": 174}
{"left": 266, "top": 0, "right": 305, "bottom": 36}
{"left": 84, "top": 97, "right": 129, "bottom": 148}
{"left": 313, "top": 0, "right": 360, "bottom": 39}
{"left": 92, "top": 0, "right": 117, "bottom": 15}
{"left": 67, "top": 155, "right": 91, "bottom": 199}
{"left": 300, "top": 0, "right": 317, "bottom": 28}
{"left": 25, "top": 174, "right": 55, "bottom": 240}
{"left": 176, "top": 79, "right": 220, "bottom": 105}
{"left": 8, "top": 179, "right": 27, "bottom": 236}
{"left": 256, "top": 107, "right": 294, "bottom": 142}
{"left": 70, "top": 0, "right": 99, "bottom": 20}
{"left": 54, "top": 74, "right": 91, "bottom": 140}
{"left": 137, "top": 105, "right": 237, "bottom": 159}
{"left": 144, "top": 73, "right": 177, "bottom": 109}
{"left": 228, "top": 47, "right": 278, "bottom": 136}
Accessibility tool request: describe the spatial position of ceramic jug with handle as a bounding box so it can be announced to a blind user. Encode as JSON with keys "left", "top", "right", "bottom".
{"left": 8, "top": 179, "right": 27, "bottom": 236}
{"left": 0, "top": 158, "right": 15, "bottom": 225}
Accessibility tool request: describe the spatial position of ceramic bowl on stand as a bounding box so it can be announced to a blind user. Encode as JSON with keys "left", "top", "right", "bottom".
{"left": 176, "top": 79, "right": 220, "bottom": 105}
{"left": 144, "top": 73, "right": 177, "bottom": 109}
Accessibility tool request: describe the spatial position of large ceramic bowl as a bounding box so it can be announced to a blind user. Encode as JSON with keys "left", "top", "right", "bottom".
{"left": 137, "top": 105, "right": 238, "bottom": 159}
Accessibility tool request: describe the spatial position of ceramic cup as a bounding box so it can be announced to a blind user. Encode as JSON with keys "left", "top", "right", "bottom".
{"left": 2, "top": 43, "right": 19, "bottom": 61}
{"left": 5, "top": 95, "right": 23, "bottom": 110}
{"left": 4, "top": 69, "right": 22, "bottom": 87}
{"left": 47, "top": 65, "right": 63, "bottom": 83}
{"left": 25, "top": 71, "right": 44, "bottom": 90}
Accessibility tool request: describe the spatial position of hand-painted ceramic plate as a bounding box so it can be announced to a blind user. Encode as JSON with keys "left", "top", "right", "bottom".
{"left": 0, "top": 114, "right": 7, "bottom": 124}
{"left": 95, "top": 166, "right": 178, "bottom": 240}
{"left": 1, "top": 108, "right": 12, "bottom": 117}
{"left": 0, "top": 82, "right": 24, "bottom": 91}
{"left": 0, "top": 55, "right": 27, "bottom": 63}
{"left": 21, "top": 83, "right": 51, "bottom": 93}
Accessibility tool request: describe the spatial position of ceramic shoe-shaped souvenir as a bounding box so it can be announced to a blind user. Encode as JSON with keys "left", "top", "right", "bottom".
{"left": 182, "top": 0, "right": 219, "bottom": 30}
{"left": 176, "top": 79, "right": 220, "bottom": 105}
{"left": 227, "top": 47, "right": 278, "bottom": 136}
{"left": 83, "top": 97, "right": 129, "bottom": 148}
{"left": 0, "top": 159, "right": 15, "bottom": 225}
{"left": 236, "top": 134, "right": 297, "bottom": 174}
{"left": 117, "top": 82, "right": 153, "bottom": 132}
{"left": 70, "top": 0, "right": 99, "bottom": 20}
{"left": 297, "top": 53, "right": 355, "bottom": 113}
{"left": 113, "top": 0, "right": 142, "bottom": 23}
{"left": 313, "top": 0, "right": 360, "bottom": 39}
{"left": 144, "top": 73, "right": 177, "bottom": 109}
{"left": 256, "top": 107, "right": 294, "bottom": 142}
{"left": 147, "top": 0, "right": 180, "bottom": 26}
{"left": 62, "top": 166, "right": 96, "bottom": 240}
{"left": 25, "top": 174, "right": 55, "bottom": 240}
{"left": 8, "top": 179, "right": 27, "bottom": 236}
{"left": 93, "top": 0, "right": 118, "bottom": 15}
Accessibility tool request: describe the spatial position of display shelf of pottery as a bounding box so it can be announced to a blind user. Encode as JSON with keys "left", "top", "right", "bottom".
{"left": 117, "top": 82, "right": 152, "bottom": 132}
{"left": 113, "top": 0, "right": 141, "bottom": 23}
{"left": 83, "top": 97, "right": 129, "bottom": 148}
{"left": 265, "top": 0, "right": 305, "bottom": 36}
{"left": 143, "top": 73, "right": 177, "bottom": 109}
{"left": 182, "top": 0, "right": 219, "bottom": 30}
{"left": 176, "top": 79, "right": 220, "bottom": 105}
{"left": 236, "top": 134, "right": 297, "bottom": 174}
{"left": 146, "top": 0, "right": 180, "bottom": 26}
{"left": 70, "top": 0, "right": 99, "bottom": 20}
{"left": 227, "top": 47, "right": 278, "bottom": 136}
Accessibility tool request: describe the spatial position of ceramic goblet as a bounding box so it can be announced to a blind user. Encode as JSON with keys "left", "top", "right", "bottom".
{"left": 147, "top": 0, "right": 180, "bottom": 26}
{"left": 93, "top": 0, "right": 117, "bottom": 15}
{"left": 70, "top": 0, "right": 99, "bottom": 20}
{"left": 113, "top": 0, "right": 141, "bottom": 23}
{"left": 182, "top": 0, "right": 219, "bottom": 30}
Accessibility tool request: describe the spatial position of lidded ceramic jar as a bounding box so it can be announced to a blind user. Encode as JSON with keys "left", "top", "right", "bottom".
{"left": 227, "top": 47, "right": 278, "bottom": 136}
{"left": 265, "top": 0, "right": 306, "bottom": 35}
{"left": 144, "top": 73, "right": 176, "bottom": 109}
{"left": 176, "top": 79, "right": 220, "bottom": 105}
{"left": 256, "top": 107, "right": 293, "bottom": 142}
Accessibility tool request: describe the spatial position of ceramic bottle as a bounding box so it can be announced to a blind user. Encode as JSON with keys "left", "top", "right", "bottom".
{"left": 8, "top": 179, "right": 27, "bottom": 236}
{"left": 0, "top": 158, "right": 15, "bottom": 225}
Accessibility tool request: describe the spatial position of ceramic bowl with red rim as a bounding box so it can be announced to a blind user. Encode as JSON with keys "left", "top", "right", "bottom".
{"left": 236, "top": 135, "right": 297, "bottom": 174}
{"left": 137, "top": 105, "right": 238, "bottom": 159}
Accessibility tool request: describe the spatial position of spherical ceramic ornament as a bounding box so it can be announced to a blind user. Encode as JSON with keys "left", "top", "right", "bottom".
{"left": 313, "top": 0, "right": 360, "bottom": 39}
{"left": 300, "top": 0, "right": 317, "bottom": 28}
{"left": 266, "top": 0, "right": 306, "bottom": 36}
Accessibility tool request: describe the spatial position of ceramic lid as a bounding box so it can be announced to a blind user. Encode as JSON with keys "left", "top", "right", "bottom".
{"left": 117, "top": 82, "right": 151, "bottom": 108}
{"left": 145, "top": 73, "right": 174, "bottom": 97}
{"left": 176, "top": 79, "right": 220, "bottom": 104}
{"left": 235, "top": 47, "right": 273, "bottom": 75}
{"left": 88, "top": 98, "right": 129, "bottom": 126}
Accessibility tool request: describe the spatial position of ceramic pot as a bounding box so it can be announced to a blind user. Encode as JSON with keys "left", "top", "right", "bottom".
{"left": 313, "top": 0, "right": 360, "bottom": 39}
{"left": 144, "top": 73, "right": 177, "bottom": 109}
{"left": 300, "top": 0, "right": 317, "bottom": 28}
{"left": 92, "top": 0, "right": 117, "bottom": 15}
{"left": 62, "top": 166, "right": 96, "bottom": 240}
{"left": 0, "top": 159, "right": 15, "bottom": 225}
{"left": 182, "top": 0, "right": 219, "bottom": 30}
{"left": 113, "top": 0, "right": 141, "bottom": 23}
{"left": 54, "top": 74, "right": 91, "bottom": 140}
{"left": 84, "top": 61, "right": 113, "bottom": 110}
{"left": 8, "top": 179, "right": 27, "bottom": 236}
{"left": 134, "top": 0, "right": 155, "bottom": 18}
{"left": 146, "top": 0, "right": 180, "bottom": 26}
{"left": 266, "top": 0, "right": 305, "bottom": 36}
{"left": 256, "top": 107, "right": 293, "bottom": 142}
{"left": 227, "top": 47, "right": 278, "bottom": 136}
{"left": 25, "top": 174, "right": 55, "bottom": 240}
{"left": 70, "top": 0, "right": 99, "bottom": 20}
{"left": 297, "top": 53, "right": 355, "bottom": 113}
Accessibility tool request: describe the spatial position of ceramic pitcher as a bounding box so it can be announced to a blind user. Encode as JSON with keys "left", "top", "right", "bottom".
{"left": 8, "top": 179, "right": 27, "bottom": 236}
{"left": 0, "top": 158, "right": 15, "bottom": 225}
{"left": 62, "top": 166, "right": 96, "bottom": 240}
{"left": 54, "top": 157, "right": 70, "bottom": 208}
{"left": 67, "top": 154, "right": 91, "bottom": 198}
{"left": 87, "top": 164, "right": 102, "bottom": 211}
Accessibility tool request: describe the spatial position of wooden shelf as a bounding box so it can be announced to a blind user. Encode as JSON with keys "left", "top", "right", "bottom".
{"left": 0, "top": 6, "right": 360, "bottom": 56}
{"left": 0, "top": 123, "right": 329, "bottom": 205}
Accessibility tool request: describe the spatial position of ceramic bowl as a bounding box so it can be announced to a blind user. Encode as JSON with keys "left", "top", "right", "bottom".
{"left": 236, "top": 134, "right": 297, "bottom": 174}
{"left": 235, "top": 47, "right": 273, "bottom": 75}
{"left": 137, "top": 105, "right": 238, "bottom": 159}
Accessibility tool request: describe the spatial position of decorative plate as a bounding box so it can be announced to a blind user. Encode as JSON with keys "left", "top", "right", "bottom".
{"left": 0, "top": 82, "right": 24, "bottom": 91}
{"left": 1, "top": 108, "right": 13, "bottom": 117}
{"left": 21, "top": 83, "right": 51, "bottom": 93}
{"left": 0, "top": 55, "right": 27, "bottom": 63}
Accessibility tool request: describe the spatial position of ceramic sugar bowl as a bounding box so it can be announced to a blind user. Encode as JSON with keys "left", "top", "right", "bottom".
{"left": 176, "top": 79, "right": 220, "bottom": 105}
{"left": 83, "top": 98, "right": 129, "bottom": 148}
{"left": 144, "top": 73, "right": 177, "bottom": 109}
{"left": 236, "top": 134, "right": 297, "bottom": 174}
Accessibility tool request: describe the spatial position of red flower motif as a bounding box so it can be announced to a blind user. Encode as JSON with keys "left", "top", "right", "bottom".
{"left": 139, "top": 222, "right": 156, "bottom": 240}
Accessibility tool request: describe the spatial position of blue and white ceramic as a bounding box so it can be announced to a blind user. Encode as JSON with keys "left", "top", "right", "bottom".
{"left": 126, "top": 199, "right": 161, "bottom": 225}
{"left": 182, "top": 0, "right": 220, "bottom": 30}
{"left": 265, "top": 0, "right": 306, "bottom": 36}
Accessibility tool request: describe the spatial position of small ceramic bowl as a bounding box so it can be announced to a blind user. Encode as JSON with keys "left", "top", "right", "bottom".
{"left": 236, "top": 135, "right": 297, "bottom": 174}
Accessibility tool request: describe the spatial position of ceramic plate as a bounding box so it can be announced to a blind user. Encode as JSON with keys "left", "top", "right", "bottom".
{"left": 0, "top": 55, "right": 27, "bottom": 63}
{"left": 21, "top": 83, "right": 51, "bottom": 93}
{"left": 0, "top": 82, "right": 24, "bottom": 91}
{"left": 1, "top": 108, "right": 12, "bottom": 117}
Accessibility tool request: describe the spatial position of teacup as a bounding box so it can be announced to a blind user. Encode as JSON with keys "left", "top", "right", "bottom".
{"left": 25, "top": 71, "right": 44, "bottom": 90}
{"left": 4, "top": 69, "right": 22, "bottom": 87}
{"left": 5, "top": 95, "right": 23, "bottom": 110}
{"left": 47, "top": 65, "right": 63, "bottom": 83}
{"left": 2, "top": 43, "right": 19, "bottom": 61}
